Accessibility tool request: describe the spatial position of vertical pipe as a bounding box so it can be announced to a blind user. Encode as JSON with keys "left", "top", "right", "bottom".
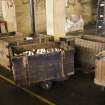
{"left": 29, "top": 0, "right": 36, "bottom": 36}
{"left": 103, "top": 0, "right": 105, "bottom": 35}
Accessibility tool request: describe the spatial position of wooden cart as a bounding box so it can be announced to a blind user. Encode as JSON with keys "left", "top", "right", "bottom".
{"left": 11, "top": 41, "right": 74, "bottom": 89}
{"left": 0, "top": 34, "right": 54, "bottom": 70}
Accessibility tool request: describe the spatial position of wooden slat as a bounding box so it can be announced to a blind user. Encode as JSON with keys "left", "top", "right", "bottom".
{"left": 82, "top": 35, "right": 105, "bottom": 43}
{"left": 0, "top": 40, "right": 10, "bottom": 70}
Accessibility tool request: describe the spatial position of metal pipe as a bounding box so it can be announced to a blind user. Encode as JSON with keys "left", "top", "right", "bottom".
{"left": 29, "top": 0, "right": 36, "bottom": 36}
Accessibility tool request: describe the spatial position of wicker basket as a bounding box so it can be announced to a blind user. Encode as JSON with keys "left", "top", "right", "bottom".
{"left": 94, "top": 51, "right": 105, "bottom": 87}
{"left": 75, "top": 35, "right": 105, "bottom": 73}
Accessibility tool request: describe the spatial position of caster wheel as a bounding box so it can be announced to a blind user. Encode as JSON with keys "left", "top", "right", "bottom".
{"left": 100, "top": 86, "right": 105, "bottom": 91}
{"left": 40, "top": 81, "right": 52, "bottom": 90}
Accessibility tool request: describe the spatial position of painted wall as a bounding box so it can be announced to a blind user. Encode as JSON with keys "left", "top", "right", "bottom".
{"left": 46, "top": 0, "right": 66, "bottom": 36}
{"left": 15, "top": 0, "right": 32, "bottom": 33}
{"left": 1, "top": 0, "right": 17, "bottom": 32}
{"left": 14, "top": 0, "right": 96, "bottom": 33}
{"left": 35, "top": 0, "right": 46, "bottom": 33}
{"left": 0, "top": 0, "right": 3, "bottom": 19}
{"left": 15, "top": 0, "right": 46, "bottom": 34}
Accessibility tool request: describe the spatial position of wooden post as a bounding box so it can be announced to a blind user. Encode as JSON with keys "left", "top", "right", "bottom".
{"left": 29, "top": 0, "right": 36, "bottom": 36}
{"left": 46, "top": 0, "right": 66, "bottom": 37}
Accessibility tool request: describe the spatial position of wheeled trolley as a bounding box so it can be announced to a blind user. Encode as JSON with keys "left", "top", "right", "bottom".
{"left": 0, "top": 34, "right": 54, "bottom": 70}
{"left": 11, "top": 41, "right": 74, "bottom": 89}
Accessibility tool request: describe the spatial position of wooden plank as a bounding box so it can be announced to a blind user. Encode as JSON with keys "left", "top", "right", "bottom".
{"left": 95, "top": 59, "right": 105, "bottom": 86}
{"left": 14, "top": 42, "right": 59, "bottom": 51}
{"left": 0, "top": 40, "right": 10, "bottom": 70}
{"left": 46, "top": 0, "right": 66, "bottom": 36}
{"left": 82, "top": 35, "right": 105, "bottom": 43}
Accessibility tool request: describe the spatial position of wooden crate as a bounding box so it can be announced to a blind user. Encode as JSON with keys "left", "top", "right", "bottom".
{"left": 0, "top": 34, "right": 54, "bottom": 70}
{"left": 0, "top": 34, "right": 31, "bottom": 70}
{"left": 11, "top": 41, "right": 74, "bottom": 86}
{"left": 95, "top": 51, "right": 105, "bottom": 87}
{"left": 75, "top": 35, "right": 105, "bottom": 73}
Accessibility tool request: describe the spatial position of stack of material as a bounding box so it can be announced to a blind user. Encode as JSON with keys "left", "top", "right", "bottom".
{"left": 95, "top": 51, "right": 105, "bottom": 87}
{"left": 75, "top": 35, "right": 105, "bottom": 73}
{"left": 65, "top": 15, "right": 84, "bottom": 33}
{"left": 66, "top": 0, "right": 93, "bottom": 24}
{"left": 11, "top": 41, "right": 74, "bottom": 87}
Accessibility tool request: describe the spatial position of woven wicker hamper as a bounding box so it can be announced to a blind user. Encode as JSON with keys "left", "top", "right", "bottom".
{"left": 94, "top": 51, "right": 105, "bottom": 87}
{"left": 75, "top": 35, "right": 105, "bottom": 73}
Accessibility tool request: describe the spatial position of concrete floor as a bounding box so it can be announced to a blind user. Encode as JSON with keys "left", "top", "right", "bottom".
{"left": 0, "top": 71, "right": 105, "bottom": 105}
{"left": 0, "top": 78, "right": 46, "bottom": 105}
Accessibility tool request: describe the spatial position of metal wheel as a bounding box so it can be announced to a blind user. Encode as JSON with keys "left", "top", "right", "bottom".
{"left": 100, "top": 86, "right": 105, "bottom": 91}
{"left": 40, "top": 81, "right": 52, "bottom": 90}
